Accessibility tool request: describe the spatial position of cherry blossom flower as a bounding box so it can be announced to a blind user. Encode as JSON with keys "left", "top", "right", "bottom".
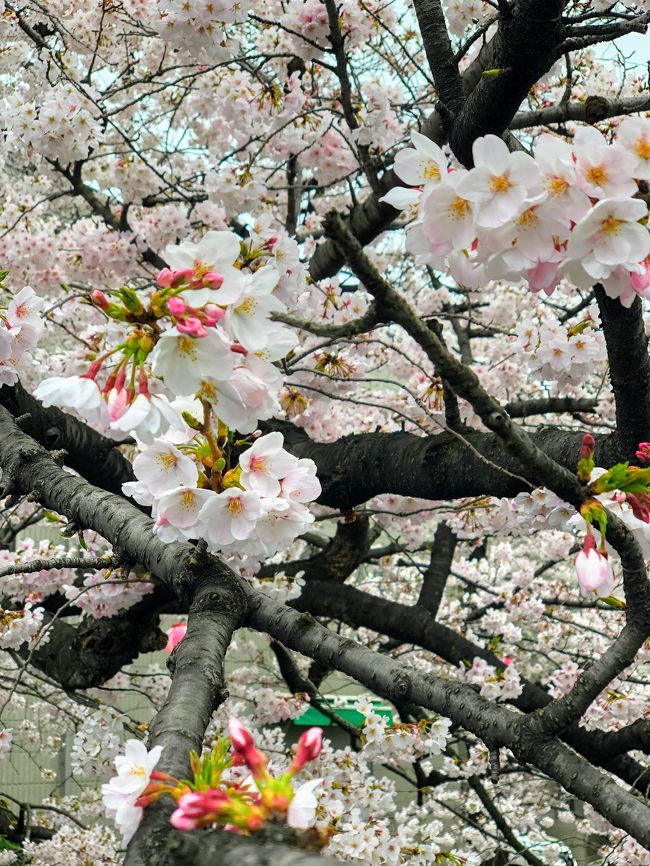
{"left": 199, "top": 488, "right": 263, "bottom": 546}
{"left": 280, "top": 459, "right": 322, "bottom": 503}
{"left": 239, "top": 432, "right": 298, "bottom": 497}
{"left": 195, "top": 377, "right": 256, "bottom": 432}
{"left": 102, "top": 739, "right": 163, "bottom": 844}
{"left": 153, "top": 486, "right": 214, "bottom": 542}
{"left": 617, "top": 116, "right": 650, "bottom": 180}
{"left": 562, "top": 198, "right": 650, "bottom": 290}
{"left": 34, "top": 375, "right": 104, "bottom": 421}
{"left": 413, "top": 170, "right": 476, "bottom": 251}
{"left": 131, "top": 441, "right": 198, "bottom": 498}
{"left": 393, "top": 131, "right": 448, "bottom": 186}
{"left": 535, "top": 134, "right": 591, "bottom": 222}
{"left": 149, "top": 327, "right": 234, "bottom": 396}
{"left": 6, "top": 285, "right": 43, "bottom": 333}
{"left": 572, "top": 126, "right": 638, "bottom": 199}
{"left": 287, "top": 778, "right": 322, "bottom": 829}
{"left": 456, "top": 135, "right": 542, "bottom": 228}
{"left": 223, "top": 266, "right": 286, "bottom": 351}
{"left": 107, "top": 390, "right": 185, "bottom": 444}
{"left": 163, "top": 230, "right": 246, "bottom": 306}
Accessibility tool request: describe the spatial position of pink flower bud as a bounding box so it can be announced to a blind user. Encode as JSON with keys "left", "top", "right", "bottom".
{"left": 82, "top": 359, "right": 103, "bottom": 381}
{"left": 290, "top": 727, "right": 323, "bottom": 772}
{"left": 171, "top": 268, "right": 195, "bottom": 288}
{"left": 201, "top": 304, "right": 225, "bottom": 325}
{"left": 202, "top": 271, "right": 224, "bottom": 289}
{"left": 90, "top": 290, "right": 110, "bottom": 310}
{"left": 166, "top": 296, "right": 188, "bottom": 316}
{"left": 230, "top": 343, "right": 248, "bottom": 355}
{"left": 228, "top": 718, "right": 254, "bottom": 752}
{"left": 228, "top": 718, "right": 268, "bottom": 778}
{"left": 165, "top": 622, "right": 187, "bottom": 654}
{"left": 575, "top": 534, "right": 615, "bottom": 598}
{"left": 636, "top": 442, "right": 650, "bottom": 463}
{"left": 177, "top": 317, "right": 208, "bottom": 338}
{"left": 156, "top": 268, "right": 175, "bottom": 288}
{"left": 579, "top": 433, "right": 595, "bottom": 460}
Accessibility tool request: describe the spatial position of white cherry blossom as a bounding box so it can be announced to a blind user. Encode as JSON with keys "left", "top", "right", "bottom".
{"left": 239, "top": 432, "right": 298, "bottom": 497}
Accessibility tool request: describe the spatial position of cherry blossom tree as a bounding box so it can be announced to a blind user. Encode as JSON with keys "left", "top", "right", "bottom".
{"left": 0, "top": 1, "right": 650, "bottom": 864}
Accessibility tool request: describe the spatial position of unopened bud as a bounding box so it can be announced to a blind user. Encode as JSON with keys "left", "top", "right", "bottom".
{"left": 90, "top": 290, "right": 110, "bottom": 310}
{"left": 156, "top": 268, "right": 174, "bottom": 288}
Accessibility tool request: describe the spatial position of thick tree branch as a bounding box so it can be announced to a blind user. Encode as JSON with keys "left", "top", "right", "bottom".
{"left": 594, "top": 287, "right": 650, "bottom": 455}
{"left": 412, "top": 0, "right": 465, "bottom": 116}
{"left": 447, "top": 0, "right": 564, "bottom": 165}
{"left": 125, "top": 573, "right": 248, "bottom": 866}
{"left": 246, "top": 588, "right": 650, "bottom": 846}
{"left": 511, "top": 94, "right": 650, "bottom": 130}
{"left": 0, "top": 382, "right": 134, "bottom": 494}
{"left": 416, "top": 522, "right": 457, "bottom": 615}
{"left": 166, "top": 829, "right": 345, "bottom": 865}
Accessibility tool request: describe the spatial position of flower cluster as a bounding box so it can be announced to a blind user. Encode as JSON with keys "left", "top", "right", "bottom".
{"left": 461, "top": 657, "right": 523, "bottom": 702}
{"left": 5, "top": 86, "right": 101, "bottom": 163}
{"left": 385, "top": 123, "right": 650, "bottom": 305}
{"left": 62, "top": 569, "right": 155, "bottom": 619}
{"left": 0, "top": 284, "right": 43, "bottom": 386}
{"left": 0, "top": 602, "right": 48, "bottom": 651}
{"left": 102, "top": 720, "right": 324, "bottom": 846}
{"left": 154, "top": 0, "right": 252, "bottom": 56}
{"left": 70, "top": 708, "right": 123, "bottom": 781}
{"left": 359, "top": 702, "right": 451, "bottom": 765}
{"left": 35, "top": 230, "right": 297, "bottom": 443}
{"left": 514, "top": 314, "right": 606, "bottom": 390}
{"left": 123, "top": 431, "right": 320, "bottom": 557}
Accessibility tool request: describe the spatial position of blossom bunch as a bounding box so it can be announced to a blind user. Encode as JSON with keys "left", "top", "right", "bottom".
{"left": 122, "top": 430, "right": 320, "bottom": 556}
{"left": 0, "top": 602, "right": 48, "bottom": 651}
{"left": 62, "top": 569, "right": 155, "bottom": 619}
{"left": 0, "top": 284, "right": 44, "bottom": 387}
{"left": 359, "top": 702, "right": 452, "bottom": 764}
{"left": 4, "top": 85, "right": 102, "bottom": 163}
{"left": 514, "top": 314, "right": 606, "bottom": 390}
{"left": 385, "top": 122, "right": 650, "bottom": 305}
{"left": 154, "top": 0, "right": 252, "bottom": 56}
{"left": 460, "top": 657, "right": 524, "bottom": 702}
{"left": 101, "top": 720, "right": 324, "bottom": 846}
{"left": 35, "top": 230, "right": 297, "bottom": 443}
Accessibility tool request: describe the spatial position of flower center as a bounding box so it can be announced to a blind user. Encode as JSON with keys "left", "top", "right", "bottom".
{"left": 600, "top": 215, "right": 623, "bottom": 236}
{"left": 548, "top": 176, "right": 569, "bottom": 196}
{"left": 157, "top": 452, "right": 178, "bottom": 470}
{"left": 585, "top": 165, "right": 608, "bottom": 187}
{"left": 177, "top": 336, "right": 198, "bottom": 359}
{"left": 248, "top": 455, "right": 268, "bottom": 473}
{"left": 517, "top": 208, "right": 538, "bottom": 228}
{"left": 448, "top": 197, "right": 471, "bottom": 220}
{"left": 421, "top": 162, "right": 440, "bottom": 181}
{"left": 490, "top": 174, "right": 511, "bottom": 193}
{"left": 129, "top": 764, "right": 147, "bottom": 777}
{"left": 227, "top": 497, "right": 243, "bottom": 515}
{"left": 235, "top": 297, "right": 256, "bottom": 316}
{"left": 181, "top": 489, "right": 196, "bottom": 508}
{"left": 636, "top": 139, "right": 650, "bottom": 160}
